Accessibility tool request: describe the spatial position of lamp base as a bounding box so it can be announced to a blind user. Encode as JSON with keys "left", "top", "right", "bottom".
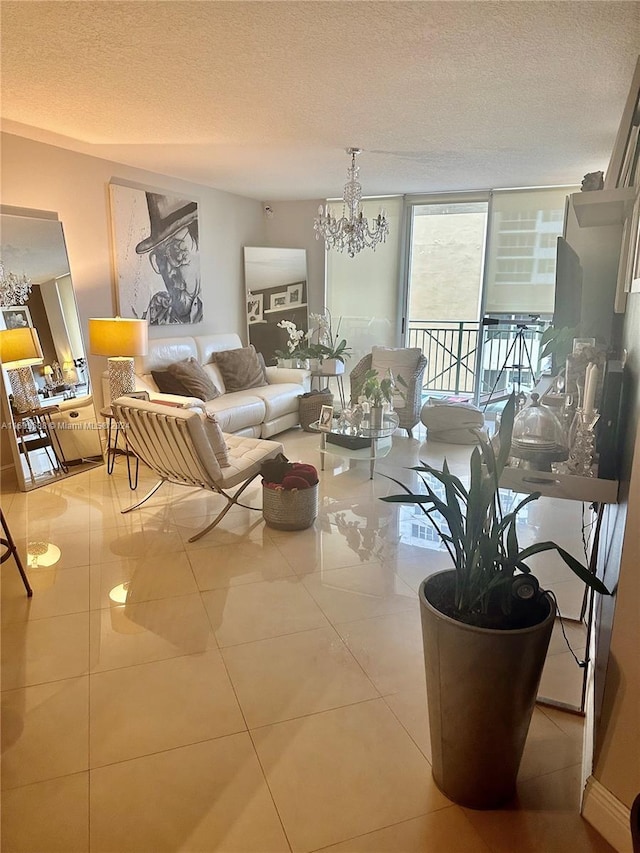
{"left": 108, "top": 357, "right": 135, "bottom": 404}
{"left": 8, "top": 367, "right": 40, "bottom": 413}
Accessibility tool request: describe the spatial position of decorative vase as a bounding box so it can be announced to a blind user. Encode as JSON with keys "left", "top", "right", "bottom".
{"left": 321, "top": 358, "right": 345, "bottom": 375}
{"left": 369, "top": 405, "right": 384, "bottom": 430}
{"left": 419, "top": 570, "right": 554, "bottom": 809}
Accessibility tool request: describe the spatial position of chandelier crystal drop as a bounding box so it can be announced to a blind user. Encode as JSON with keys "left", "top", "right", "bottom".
{"left": 0, "top": 260, "right": 32, "bottom": 307}
{"left": 314, "top": 148, "right": 390, "bottom": 258}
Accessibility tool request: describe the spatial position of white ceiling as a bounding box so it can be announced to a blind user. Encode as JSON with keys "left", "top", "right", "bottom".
{"left": 1, "top": 1, "right": 639, "bottom": 201}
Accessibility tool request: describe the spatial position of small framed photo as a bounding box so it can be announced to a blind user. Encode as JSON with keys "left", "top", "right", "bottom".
{"left": 287, "top": 283, "right": 302, "bottom": 306}
{"left": 1, "top": 306, "right": 32, "bottom": 330}
{"left": 318, "top": 404, "right": 334, "bottom": 431}
{"left": 247, "top": 293, "right": 264, "bottom": 323}
{"left": 271, "top": 291, "right": 288, "bottom": 310}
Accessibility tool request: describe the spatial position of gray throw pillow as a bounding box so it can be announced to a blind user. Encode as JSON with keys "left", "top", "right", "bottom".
{"left": 212, "top": 345, "right": 268, "bottom": 392}
{"left": 166, "top": 358, "right": 220, "bottom": 401}
{"left": 151, "top": 369, "right": 190, "bottom": 396}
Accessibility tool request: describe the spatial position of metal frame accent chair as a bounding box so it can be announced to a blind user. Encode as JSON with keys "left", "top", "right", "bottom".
{"left": 350, "top": 349, "right": 428, "bottom": 438}
{"left": 111, "top": 397, "right": 283, "bottom": 542}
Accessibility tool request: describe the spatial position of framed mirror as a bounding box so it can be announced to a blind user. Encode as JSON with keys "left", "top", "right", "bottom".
{"left": 0, "top": 209, "right": 103, "bottom": 491}
{"left": 243, "top": 247, "right": 308, "bottom": 365}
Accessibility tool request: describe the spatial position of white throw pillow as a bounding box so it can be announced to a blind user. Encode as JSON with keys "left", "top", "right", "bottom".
{"left": 203, "top": 412, "right": 230, "bottom": 467}
{"left": 370, "top": 347, "right": 422, "bottom": 409}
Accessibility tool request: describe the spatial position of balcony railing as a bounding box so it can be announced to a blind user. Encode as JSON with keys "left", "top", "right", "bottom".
{"left": 408, "top": 317, "right": 550, "bottom": 400}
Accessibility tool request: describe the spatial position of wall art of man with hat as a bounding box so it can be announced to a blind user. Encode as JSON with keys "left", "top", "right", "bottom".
{"left": 135, "top": 192, "right": 203, "bottom": 325}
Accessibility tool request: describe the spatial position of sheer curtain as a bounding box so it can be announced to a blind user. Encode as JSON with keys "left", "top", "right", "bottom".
{"left": 326, "top": 196, "right": 404, "bottom": 369}
{"left": 483, "top": 187, "right": 576, "bottom": 317}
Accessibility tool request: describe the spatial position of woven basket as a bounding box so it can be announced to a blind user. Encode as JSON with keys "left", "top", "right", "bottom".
{"left": 263, "top": 483, "right": 318, "bottom": 530}
{"left": 299, "top": 391, "right": 334, "bottom": 432}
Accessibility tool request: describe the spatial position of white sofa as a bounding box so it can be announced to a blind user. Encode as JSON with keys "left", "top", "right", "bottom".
{"left": 103, "top": 333, "right": 311, "bottom": 439}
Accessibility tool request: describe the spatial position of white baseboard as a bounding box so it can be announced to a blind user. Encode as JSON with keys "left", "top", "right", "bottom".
{"left": 583, "top": 776, "right": 632, "bottom": 853}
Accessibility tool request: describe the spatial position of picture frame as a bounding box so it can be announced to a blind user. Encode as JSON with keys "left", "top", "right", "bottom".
{"left": 247, "top": 293, "right": 264, "bottom": 324}
{"left": 318, "top": 404, "right": 334, "bottom": 431}
{"left": 287, "top": 283, "right": 302, "bottom": 306}
{"left": 109, "top": 183, "right": 202, "bottom": 325}
{"left": 1, "top": 306, "right": 32, "bottom": 331}
{"left": 271, "top": 291, "right": 288, "bottom": 310}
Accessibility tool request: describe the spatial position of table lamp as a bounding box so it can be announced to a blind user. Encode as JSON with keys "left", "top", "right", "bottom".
{"left": 88, "top": 317, "right": 148, "bottom": 403}
{"left": 43, "top": 364, "right": 54, "bottom": 387}
{"left": 0, "top": 327, "right": 44, "bottom": 412}
{"left": 62, "top": 360, "right": 79, "bottom": 385}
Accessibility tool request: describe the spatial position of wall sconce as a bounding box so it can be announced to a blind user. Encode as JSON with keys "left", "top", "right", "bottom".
{"left": 0, "top": 327, "right": 44, "bottom": 412}
{"left": 88, "top": 317, "right": 148, "bottom": 403}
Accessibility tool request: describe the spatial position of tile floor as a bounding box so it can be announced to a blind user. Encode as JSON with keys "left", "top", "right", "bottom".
{"left": 0, "top": 427, "right": 613, "bottom": 852}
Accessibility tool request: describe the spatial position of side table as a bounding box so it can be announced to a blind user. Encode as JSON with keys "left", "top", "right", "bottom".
{"left": 311, "top": 370, "right": 346, "bottom": 409}
{"left": 100, "top": 406, "right": 139, "bottom": 489}
{"left": 13, "top": 405, "right": 69, "bottom": 482}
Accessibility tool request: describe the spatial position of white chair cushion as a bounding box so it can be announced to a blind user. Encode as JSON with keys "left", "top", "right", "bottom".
{"left": 371, "top": 346, "right": 423, "bottom": 409}
{"left": 221, "top": 434, "right": 284, "bottom": 489}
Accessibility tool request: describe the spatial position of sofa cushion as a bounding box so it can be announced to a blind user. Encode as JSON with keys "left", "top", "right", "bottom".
{"left": 251, "top": 382, "right": 304, "bottom": 421}
{"left": 167, "top": 357, "right": 220, "bottom": 401}
{"left": 203, "top": 391, "right": 266, "bottom": 433}
{"left": 203, "top": 412, "right": 230, "bottom": 467}
{"left": 212, "top": 345, "right": 267, "bottom": 392}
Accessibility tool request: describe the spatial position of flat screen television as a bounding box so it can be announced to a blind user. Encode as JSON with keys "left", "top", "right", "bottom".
{"left": 553, "top": 236, "right": 583, "bottom": 330}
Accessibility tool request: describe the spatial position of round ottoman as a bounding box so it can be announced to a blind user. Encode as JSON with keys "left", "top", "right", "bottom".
{"left": 420, "top": 399, "right": 486, "bottom": 444}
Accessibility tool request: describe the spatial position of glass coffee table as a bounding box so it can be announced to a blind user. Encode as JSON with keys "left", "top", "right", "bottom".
{"left": 310, "top": 412, "right": 400, "bottom": 479}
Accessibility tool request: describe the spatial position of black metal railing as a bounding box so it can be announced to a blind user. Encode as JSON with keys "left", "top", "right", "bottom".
{"left": 407, "top": 316, "right": 551, "bottom": 399}
{"left": 407, "top": 320, "right": 479, "bottom": 395}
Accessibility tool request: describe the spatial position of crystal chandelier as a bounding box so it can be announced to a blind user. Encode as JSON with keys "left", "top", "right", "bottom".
{"left": 0, "top": 260, "right": 32, "bottom": 307}
{"left": 314, "top": 148, "right": 389, "bottom": 258}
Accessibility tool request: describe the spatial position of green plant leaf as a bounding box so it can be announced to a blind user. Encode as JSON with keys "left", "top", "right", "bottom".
{"left": 517, "top": 541, "right": 610, "bottom": 595}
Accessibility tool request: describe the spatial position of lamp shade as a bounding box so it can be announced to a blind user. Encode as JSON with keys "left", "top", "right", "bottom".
{"left": 0, "top": 327, "right": 44, "bottom": 367}
{"left": 43, "top": 365, "right": 53, "bottom": 376}
{"left": 88, "top": 318, "right": 148, "bottom": 357}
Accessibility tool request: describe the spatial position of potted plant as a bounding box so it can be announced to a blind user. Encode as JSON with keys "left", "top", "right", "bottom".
{"left": 360, "top": 368, "right": 406, "bottom": 429}
{"left": 275, "top": 319, "right": 312, "bottom": 368}
{"left": 380, "top": 393, "right": 610, "bottom": 809}
{"left": 308, "top": 310, "right": 352, "bottom": 374}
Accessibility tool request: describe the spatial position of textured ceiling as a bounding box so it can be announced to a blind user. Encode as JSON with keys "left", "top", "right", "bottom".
{"left": 1, "top": 1, "right": 639, "bottom": 201}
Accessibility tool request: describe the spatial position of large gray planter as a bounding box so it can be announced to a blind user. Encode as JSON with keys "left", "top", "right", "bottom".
{"left": 419, "top": 570, "right": 555, "bottom": 809}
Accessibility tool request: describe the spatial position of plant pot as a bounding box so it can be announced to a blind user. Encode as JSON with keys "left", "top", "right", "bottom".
{"left": 277, "top": 358, "right": 293, "bottom": 369}
{"left": 419, "top": 570, "right": 554, "bottom": 809}
{"left": 369, "top": 405, "right": 384, "bottom": 430}
{"left": 321, "top": 358, "right": 345, "bottom": 375}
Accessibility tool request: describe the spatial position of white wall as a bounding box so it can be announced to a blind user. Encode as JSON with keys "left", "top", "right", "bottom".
{"left": 261, "top": 199, "right": 326, "bottom": 315}
{"left": 0, "top": 132, "right": 266, "bottom": 407}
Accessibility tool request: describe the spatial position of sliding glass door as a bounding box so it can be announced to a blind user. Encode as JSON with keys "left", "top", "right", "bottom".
{"left": 405, "top": 196, "right": 488, "bottom": 397}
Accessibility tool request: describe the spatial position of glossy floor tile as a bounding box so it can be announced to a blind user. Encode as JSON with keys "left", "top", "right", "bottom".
{"left": 0, "top": 427, "right": 613, "bottom": 852}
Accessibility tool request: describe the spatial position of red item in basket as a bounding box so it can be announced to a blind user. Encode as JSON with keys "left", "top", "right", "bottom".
{"left": 281, "top": 474, "right": 312, "bottom": 490}
{"left": 290, "top": 462, "right": 319, "bottom": 486}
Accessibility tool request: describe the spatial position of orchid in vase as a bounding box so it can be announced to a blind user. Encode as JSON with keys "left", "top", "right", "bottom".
{"left": 274, "top": 320, "right": 312, "bottom": 366}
